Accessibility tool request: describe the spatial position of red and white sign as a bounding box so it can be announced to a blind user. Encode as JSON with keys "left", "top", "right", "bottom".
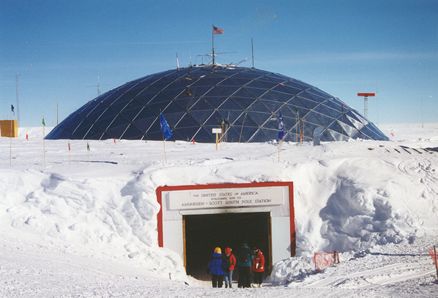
{"left": 155, "top": 181, "right": 295, "bottom": 259}
{"left": 313, "top": 251, "right": 339, "bottom": 271}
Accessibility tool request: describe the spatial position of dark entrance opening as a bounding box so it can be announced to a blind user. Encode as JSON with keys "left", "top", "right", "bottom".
{"left": 184, "top": 212, "right": 271, "bottom": 280}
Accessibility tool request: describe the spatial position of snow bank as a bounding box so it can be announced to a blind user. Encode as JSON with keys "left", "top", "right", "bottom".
{"left": 1, "top": 123, "right": 437, "bottom": 286}
{"left": 0, "top": 167, "right": 186, "bottom": 280}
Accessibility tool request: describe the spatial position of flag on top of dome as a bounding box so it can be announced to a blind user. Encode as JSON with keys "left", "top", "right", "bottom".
{"left": 212, "top": 25, "right": 224, "bottom": 34}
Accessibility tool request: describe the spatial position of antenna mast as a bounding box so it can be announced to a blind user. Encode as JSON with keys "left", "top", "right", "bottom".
{"left": 357, "top": 92, "right": 376, "bottom": 119}
{"left": 251, "top": 38, "right": 255, "bottom": 68}
{"left": 176, "top": 52, "right": 180, "bottom": 70}
{"left": 15, "top": 74, "right": 20, "bottom": 123}
{"left": 97, "top": 75, "right": 101, "bottom": 96}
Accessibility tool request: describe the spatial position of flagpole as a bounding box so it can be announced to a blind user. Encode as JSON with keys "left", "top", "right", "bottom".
{"left": 16, "top": 74, "right": 20, "bottom": 123}
{"left": 211, "top": 25, "right": 215, "bottom": 65}
{"left": 176, "top": 52, "right": 180, "bottom": 70}
{"left": 159, "top": 113, "right": 172, "bottom": 163}
{"left": 251, "top": 38, "right": 255, "bottom": 68}
{"left": 163, "top": 138, "right": 167, "bottom": 163}
{"left": 87, "top": 142, "right": 90, "bottom": 163}
{"left": 9, "top": 121, "right": 12, "bottom": 167}
{"left": 9, "top": 137, "right": 12, "bottom": 166}
{"left": 42, "top": 118, "right": 45, "bottom": 168}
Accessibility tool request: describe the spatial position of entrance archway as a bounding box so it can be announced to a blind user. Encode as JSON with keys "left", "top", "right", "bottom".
{"left": 156, "top": 181, "right": 295, "bottom": 279}
{"left": 184, "top": 212, "right": 271, "bottom": 280}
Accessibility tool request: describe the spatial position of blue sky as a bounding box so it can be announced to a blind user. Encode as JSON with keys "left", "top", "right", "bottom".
{"left": 1, "top": 0, "right": 437, "bottom": 127}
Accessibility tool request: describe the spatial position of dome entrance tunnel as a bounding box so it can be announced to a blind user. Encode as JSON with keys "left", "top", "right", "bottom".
{"left": 184, "top": 212, "right": 271, "bottom": 281}
{"left": 156, "top": 182, "right": 295, "bottom": 281}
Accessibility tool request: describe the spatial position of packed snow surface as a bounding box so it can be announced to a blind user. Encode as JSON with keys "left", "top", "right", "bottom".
{"left": 1, "top": 123, "right": 437, "bottom": 297}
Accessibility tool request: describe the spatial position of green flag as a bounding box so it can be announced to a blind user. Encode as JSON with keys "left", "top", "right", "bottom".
{"left": 42, "top": 117, "right": 46, "bottom": 126}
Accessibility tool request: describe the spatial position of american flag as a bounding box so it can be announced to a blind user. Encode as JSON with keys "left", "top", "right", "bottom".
{"left": 212, "top": 25, "right": 224, "bottom": 34}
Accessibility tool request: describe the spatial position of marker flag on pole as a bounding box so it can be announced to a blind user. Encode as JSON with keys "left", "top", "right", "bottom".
{"left": 10, "top": 104, "right": 15, "bottom": 114}
{"left": 212, "top": 25, "right": 224, "bottom": 34}
{"left": 68, "top": 142, "right": 71, "bottom": 151}
{"left": 159, "top": 113, "right": 173, "bottom": 141}
{"left": 277, "top": 112, "right": 285, "bottom": 141}
{"left": 86, "top": 142, "right": 90, "bottom": 151}
{"left": 42, "top": 117, "right": 46, "bottom": 126}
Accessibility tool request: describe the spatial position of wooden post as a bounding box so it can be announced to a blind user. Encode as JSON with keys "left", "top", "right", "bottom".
{"left": 212, "top": 128, "right": 222, "bottom": 151}
{"left": 333, "top": 251, "right": 340, "bottom": 264}
{"left": 434, "top": 246, "right": 438, "bottom": 280}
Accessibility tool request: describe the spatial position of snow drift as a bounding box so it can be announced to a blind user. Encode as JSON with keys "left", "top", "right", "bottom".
{"left": 0, "top": 124, "right": 437, "bottom": 286}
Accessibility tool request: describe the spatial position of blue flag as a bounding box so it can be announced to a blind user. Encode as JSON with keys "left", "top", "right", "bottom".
{"left": 277, "top": 112, "right": 285, "bottom": 141}
{"left": 159, "top": 113, "right": 173, "bottom": 141}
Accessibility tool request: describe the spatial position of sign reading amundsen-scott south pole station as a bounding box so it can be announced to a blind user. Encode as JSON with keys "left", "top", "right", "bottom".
{"left": 166, "top": 186, "right": 284, "bottom": 210}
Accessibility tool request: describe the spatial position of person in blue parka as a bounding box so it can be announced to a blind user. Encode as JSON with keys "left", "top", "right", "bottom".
{"left": 208, "top": 247, "right": 225, "bottom": 288}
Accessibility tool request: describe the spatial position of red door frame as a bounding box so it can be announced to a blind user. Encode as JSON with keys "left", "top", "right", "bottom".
{"left": 155, "top": 181, "right": 296, "bottom": 256}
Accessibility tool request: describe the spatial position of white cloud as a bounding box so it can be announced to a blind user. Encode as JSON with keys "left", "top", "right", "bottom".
{"left": 266, "top": 51, "right": 438, "bottom": 65}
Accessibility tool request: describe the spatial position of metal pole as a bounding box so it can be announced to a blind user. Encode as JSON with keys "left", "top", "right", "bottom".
{"left": 364, "top": 96, "right": 368, "bottom": 118}
{"left": 421, "top": 96, "right": 424, "bottom": 128}
{"left": 43, "top": 122, "right": 45, "bottom": 168}
{"left": 15, "top": 74, "right": 20, "bottom": 123}
{"left": 56, "top": 102, "right": 59, "bottom": 126}
{"left": 251, "top": 38, "right": 255, "bottom": 68}
{"left": 211, "top": 26, "right": 215, "bottom": 65}
{"left": 296, "top": 111, "right": 300, "bottom": 143}
{"left": 9, "top": 120, "right": 12, "bottom": 167}
{"left": 239, "top": 112, "right": 247, "bottom": 143}
{"left": 434, "top": 245, "right": 438, "bottom": 280}
{"left": 277, "top": 140, "right": 282, "bottom": 162}
{"left": 176, "top": 52, "right": 180, "bottom": 70}
{"left": 163, "top": 139, "right": 167, "bottom": 163}
{"left": 97, "top": 75, "right": 101, "bottom": 96}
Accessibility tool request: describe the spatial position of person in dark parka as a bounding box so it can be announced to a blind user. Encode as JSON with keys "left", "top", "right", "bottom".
{"left": 236, "top": 243, "right": 252, "bottom": 288}
{"left": 208, "top": 247, "right": 225, "bottom": 288}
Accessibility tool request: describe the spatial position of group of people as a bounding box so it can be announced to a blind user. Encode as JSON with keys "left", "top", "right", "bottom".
{"left": 207, "top": 243, "right": 265, "bottom": 288}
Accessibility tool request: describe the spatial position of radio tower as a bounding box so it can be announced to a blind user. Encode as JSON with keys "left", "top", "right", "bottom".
{"left": 357, "top": 92, "right": 376, "bottom": 119}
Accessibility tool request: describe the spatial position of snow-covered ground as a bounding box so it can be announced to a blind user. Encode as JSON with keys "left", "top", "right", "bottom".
{"left": 1, "top": 123, "right": 437, "bottom": 297}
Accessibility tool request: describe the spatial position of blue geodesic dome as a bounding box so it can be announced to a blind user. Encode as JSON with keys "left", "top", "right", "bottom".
{"left": 46, "top": 65, "right": 388, "bottom": 142}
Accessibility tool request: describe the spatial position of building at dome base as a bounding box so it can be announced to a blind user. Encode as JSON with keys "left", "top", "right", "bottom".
{"left": 46, "top": 65, "right": 388, "bottom": 142}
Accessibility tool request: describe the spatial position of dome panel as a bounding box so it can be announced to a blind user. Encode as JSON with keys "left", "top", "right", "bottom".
{"left": 46, "top": 66, "right": 388, "bottom": 142}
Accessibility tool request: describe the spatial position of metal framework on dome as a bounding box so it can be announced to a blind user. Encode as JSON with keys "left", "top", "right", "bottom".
{"left": 46, "top": 65, "right": 388, "bottom": 142}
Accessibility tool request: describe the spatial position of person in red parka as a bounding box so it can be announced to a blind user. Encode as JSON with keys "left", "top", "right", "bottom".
{"left": 251, "top": 247, "right": 265, "bottom": 287}
{"left": 223, "top": 247, "right": 236, "bottom": 288}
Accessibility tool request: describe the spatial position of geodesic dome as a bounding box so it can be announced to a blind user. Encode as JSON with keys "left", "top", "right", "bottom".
{"left": 46, "top": 65, "right": 388, "bottom": 142}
